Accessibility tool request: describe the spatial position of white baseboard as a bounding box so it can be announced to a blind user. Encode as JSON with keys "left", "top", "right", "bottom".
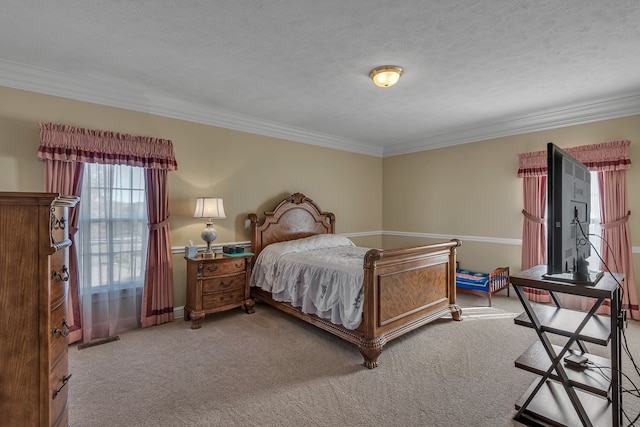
{"left": 174, "top": 306, "right": 184, "bottom": 319}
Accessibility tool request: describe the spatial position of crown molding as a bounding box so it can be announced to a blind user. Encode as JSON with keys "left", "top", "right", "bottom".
{"left": 0, "top": 59, "right": 383, "bottom": 157}
{"left": 1, "top": 59, "right": 638, "bottom": 159}
{"left": 384, "top": 94, "right": 640, "bottom": 157}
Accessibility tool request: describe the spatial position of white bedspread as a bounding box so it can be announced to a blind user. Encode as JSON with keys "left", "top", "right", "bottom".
{"left": 251, "top": 234, "right": 369, "bottom": 330}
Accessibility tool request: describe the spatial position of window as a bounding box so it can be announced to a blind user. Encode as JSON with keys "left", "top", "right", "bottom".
{"left": 76, "top": 163, "right": 148, "bottom": 338}
{"left": 38, "top": 122, "right": 177, "bottom": 337}
{"left": 77, "top": 163, "right": 148, "bottom": 291}
{"left": 587, "top": 171, "right": 601, "bottom": 267}
{"left": 544, "top": 171, "right": 601, "bottom": 268}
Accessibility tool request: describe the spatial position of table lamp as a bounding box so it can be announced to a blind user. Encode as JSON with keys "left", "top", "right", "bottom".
{"left": 193, "top": 197, "right": 226, "bottom": 257}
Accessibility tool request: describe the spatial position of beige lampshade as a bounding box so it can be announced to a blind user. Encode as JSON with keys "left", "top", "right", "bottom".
{"left": 193, "top": 197, "right": 226, "bottom": 219}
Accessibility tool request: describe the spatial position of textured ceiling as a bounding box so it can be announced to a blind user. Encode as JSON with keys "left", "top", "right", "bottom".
{"left": 1, "top": 1, "right": 640, "bottom": 157}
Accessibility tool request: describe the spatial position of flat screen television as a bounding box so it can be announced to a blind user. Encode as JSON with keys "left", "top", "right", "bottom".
{"left": 543, "top": 142, "right": 603, "bottom": 285}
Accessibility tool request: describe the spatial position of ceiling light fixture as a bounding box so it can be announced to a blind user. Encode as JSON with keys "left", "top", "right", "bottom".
{"left": 369, "top": 65, "right": 403, "bottom": 88}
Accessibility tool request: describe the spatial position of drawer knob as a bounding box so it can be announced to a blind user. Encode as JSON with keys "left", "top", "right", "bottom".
{"left": 52, "top": 318, "right": 71, "bottom": 338}
{"left": 52, "top": 373, "right": 72, "bottom": 399}
{"left": 220, "top": 280, "right": 234, "bottom": 288}
{"left": 51, "top": 266, "right": 69, "bottom": 282}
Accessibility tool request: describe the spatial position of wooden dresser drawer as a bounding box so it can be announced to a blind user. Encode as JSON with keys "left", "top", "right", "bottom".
{"left": 49, "top": 207, "right": 69, "bottom": 246}
{"left": 200, "top": 258, "right": 246, "bottom": 277}
{"left": 50, "top": 248, "right": 66, "bottom": 266}
{"left": 202, "top": 289, "right": 245, "bottom": 310}
{"left": 202, "top": 273, "right": 246, "bottom": 294}
{"left": 50, "top": 354, "right": 71, "bottom": 427}
{"left": 0, "top": 193, "right": 79, "bottom": 426}
{"left": 50, "top": 264, "right": 69, "bottom": 310}
{"left": 52, "top": 405, "right": 69, "bottom": 427}
{"left": 50, "top": 304, "right": 69, "bottom": 367}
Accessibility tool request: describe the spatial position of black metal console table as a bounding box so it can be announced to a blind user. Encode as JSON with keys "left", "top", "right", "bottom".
{"left": 510, "top": 265, "right": 624, "bottom": 427}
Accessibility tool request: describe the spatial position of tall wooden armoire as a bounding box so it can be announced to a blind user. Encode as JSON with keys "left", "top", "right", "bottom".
{"left": 0, "top": 192, "right": 79, "bottom": 426}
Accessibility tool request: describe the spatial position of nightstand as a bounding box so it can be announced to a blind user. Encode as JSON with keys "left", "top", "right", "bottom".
{"left": 184, "top": 253, "right": 255, "bottom": 329}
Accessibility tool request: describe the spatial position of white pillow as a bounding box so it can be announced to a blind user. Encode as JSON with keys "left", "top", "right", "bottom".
{"left": 263, "top": 234, "right": 355, "bottom": 256}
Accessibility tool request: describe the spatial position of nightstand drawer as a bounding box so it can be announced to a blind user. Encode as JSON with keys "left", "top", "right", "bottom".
{"left": 200, "top": 259, "right": 246, "bottom": 277}
{"left": 202, "top": 289, "right": 245, "bottom": 309}
{"left": 202, "top": 273, "right": 245, "bottom": 293}
{"left": 185, "top": 253, "right": 254, "bottom": 329}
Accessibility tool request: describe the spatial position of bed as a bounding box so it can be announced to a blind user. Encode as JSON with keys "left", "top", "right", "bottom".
{"left": 247, "top": 192, "right": 462, "bottom": 369}
{"left": 456, "top": 263, "right": 510, "bottom": 306}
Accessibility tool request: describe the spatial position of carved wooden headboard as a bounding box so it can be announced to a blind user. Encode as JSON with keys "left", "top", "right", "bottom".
{"left": 248, "top": 193, "right": 335, "bottom": 258}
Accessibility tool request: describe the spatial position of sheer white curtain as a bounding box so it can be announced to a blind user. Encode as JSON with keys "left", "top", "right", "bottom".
{"left": 555, "top": 172, "right": 602, "bottom": 310}
{"left": 76, "top": 163, "right": 149, "bottom": 341}
{"left": 587, "top": 172, "right": 602, "bottom": 267}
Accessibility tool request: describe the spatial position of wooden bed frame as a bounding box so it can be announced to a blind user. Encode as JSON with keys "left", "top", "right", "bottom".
{"left": 456, "top": 262, "right": 510, "bottom": 307}
{"left": 248, "top": 193, "right": 462, "bottom": 369}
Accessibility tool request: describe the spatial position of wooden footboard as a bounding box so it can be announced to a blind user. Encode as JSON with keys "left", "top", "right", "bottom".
{"left": 250, "top": 239, "right": 462, "bottom": 369}
{"left": 358, "top": 239, "right": 462, "bottom": 368}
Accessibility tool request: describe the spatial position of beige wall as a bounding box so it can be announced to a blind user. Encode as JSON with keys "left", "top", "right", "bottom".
{"left": 2, "top": 84, "right": 639, "bottom": 306}
{"left": 0, "top": 86, "right": 383, "bottom": 307}
{"left": 383, "top": 115, "right": 640, "bottom": 298}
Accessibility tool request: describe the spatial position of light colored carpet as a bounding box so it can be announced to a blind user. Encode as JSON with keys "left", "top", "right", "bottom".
{"left": 68, "top": 292, "right": 640, "bottom": 427}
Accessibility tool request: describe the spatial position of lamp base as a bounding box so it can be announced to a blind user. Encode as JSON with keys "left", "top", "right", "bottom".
{"left": 201, "top": 250, "right": 215, "bottom": 258}
{"left": 201, "top": 222, "right": 218, "bottom": 258}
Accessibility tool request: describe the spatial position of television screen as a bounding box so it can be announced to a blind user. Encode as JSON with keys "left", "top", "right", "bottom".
{"left": 544, "top": 142, "right": 602, "bottom": 285}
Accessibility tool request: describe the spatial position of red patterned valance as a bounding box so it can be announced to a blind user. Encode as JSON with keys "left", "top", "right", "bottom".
{"left": 37, "top": 123, "right": 178, "bottom": 171}
{"left": 517, "top": 140, "right": 631, "bottom": 177}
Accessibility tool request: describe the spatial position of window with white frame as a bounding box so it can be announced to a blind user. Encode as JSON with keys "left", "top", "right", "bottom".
{"left": 76, "top": 163, "right": 149, "bottom": 292}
